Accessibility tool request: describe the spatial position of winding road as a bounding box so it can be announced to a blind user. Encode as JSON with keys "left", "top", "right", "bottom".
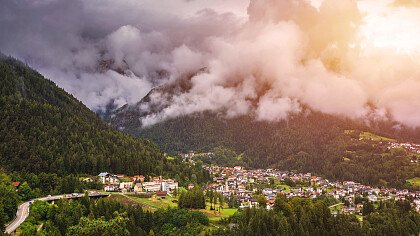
{"left": 4, "top": 192, "right": 109, "bottom": 234}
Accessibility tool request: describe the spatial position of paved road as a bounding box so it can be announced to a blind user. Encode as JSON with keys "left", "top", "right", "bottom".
{"left": 5, "top": 192, "right": 109, "bottom": 234}
{"left": 5, "top": 202, "right": 30, "bottom": 234}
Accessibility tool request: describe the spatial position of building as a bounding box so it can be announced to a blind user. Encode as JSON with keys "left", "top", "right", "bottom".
{"left": 367, "top": 195, "right": 378, "bottom": 202}
{"left": 98, "top": 172, "right": 119, "bottom": 184}
{"left": 104, "top": 185, "right": 118, "bottom": 192}
{"left": 161, "top": 179, "right": 178, "bottom": 192}
{"left": 134, "top": 183, "right": 143, "bottom": 192}
{"left": 119, "top": 181, "right": 133, "bottom": 191}
{"left": 143, "top": 181, "right": 161, "bottom": 192}
{"left": 157, "top": 191, "right": 168, "bottom": 198}
{"left": 11, "top": 182, "right": 20, "bottom": 188}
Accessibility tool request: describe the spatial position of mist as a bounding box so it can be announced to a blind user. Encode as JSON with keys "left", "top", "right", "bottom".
{"left": 2, "top": 0, "right": 420, "bottom": 127}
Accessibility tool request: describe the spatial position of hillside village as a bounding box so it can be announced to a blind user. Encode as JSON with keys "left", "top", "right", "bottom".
{"left": 96, "top": 172, "right": 179, "bottom": 197}
{"left": 92, "top": 163, "right": 420, "bottom": 216}
{"left": 203, "top": 165, "right": 420, "bottom": 214}
{"left": 90, "top": 142, "right": 420, "bottom": 215}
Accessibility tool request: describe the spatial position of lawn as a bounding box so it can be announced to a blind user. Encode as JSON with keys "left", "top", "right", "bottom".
{"left": 277, "top": 184, "right": 291, "bottom": 193}
{"left": 203, "top": 207, "right": 238, "bottom": 222}
{"left": 129, "top": 195, "right": 178, "bottom": 209}
{"left": 406, "top": 177, "right": 420, "bottom": 187}
{"left": 118, "top": 193, "right": 238, "bottom": 222}
{"left": 359, "top": 132, "right": 395, "bottom": 142}
{"left": 109, "top": 194, "right": 156, "bottom": 211}
{"left": 355, "top": 215, "right": 363, "bottom": 222}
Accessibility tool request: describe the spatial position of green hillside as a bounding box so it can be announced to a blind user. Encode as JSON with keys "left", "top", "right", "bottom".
{"left": 0, "top": 55, "right": 173, "bottom": 176}
{"left": 114, "top": 111, "right": 419, "bottom": 189}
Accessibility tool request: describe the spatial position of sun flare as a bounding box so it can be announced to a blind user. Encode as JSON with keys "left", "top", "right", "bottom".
{"left": 358, "top": 6, "right": 420, "bottom": 54}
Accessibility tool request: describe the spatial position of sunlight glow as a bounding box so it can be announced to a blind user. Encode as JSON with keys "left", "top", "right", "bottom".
{"left": 359, "top": 8, "right": 420, "bottom": 54}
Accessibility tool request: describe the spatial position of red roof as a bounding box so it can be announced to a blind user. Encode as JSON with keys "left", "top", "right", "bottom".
{"left": 11, "top": 182, "right": 20, "bottom": 187}
{"left": 156, "top": 191, "right": 167, "bottom": 196}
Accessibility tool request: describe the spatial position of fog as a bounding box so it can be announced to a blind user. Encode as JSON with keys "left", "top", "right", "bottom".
{"left": 2, "top": 0, "right": 420, "bottom": 127}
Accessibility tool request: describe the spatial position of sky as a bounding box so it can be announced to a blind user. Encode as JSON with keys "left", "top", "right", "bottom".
{"left": 2, "top": 0, "right": 420, "bottom": 127}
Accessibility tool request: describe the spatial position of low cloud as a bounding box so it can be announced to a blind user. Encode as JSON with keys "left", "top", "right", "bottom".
{"left": 3, "top": 0, "right": 420, "bottom": 127}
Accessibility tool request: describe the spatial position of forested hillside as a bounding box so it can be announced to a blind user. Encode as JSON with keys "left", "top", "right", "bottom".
{"left": 0, "top": 55, "right": 173, "bottom": 176}
{"left": 113, "top": 110, "right": 420, "bottom": 189}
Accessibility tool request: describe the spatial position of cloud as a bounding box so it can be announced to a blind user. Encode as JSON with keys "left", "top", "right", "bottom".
{"left": 0, "top": 0, "right": 246, "bottom": 110}
{"left": 3, "top": 0, "right": 420, "bottom": 127}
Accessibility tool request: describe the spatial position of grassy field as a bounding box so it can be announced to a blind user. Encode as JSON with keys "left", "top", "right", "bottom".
{"left": 109, "top": 194, "right": 156, "bottom": 210}
{"left": 359, "top": 132, "right": 395, "bottom": 142}
{"left": 128, "top": 194, "right": 178, "bottom": 209}
{"left": 344, "top": 130, "right": 396, "bottom": 142}
{"left": 407, "top": 177, "right": 420, "bottom": 187}
{"left": 203, "top": 207, "right": 238, "bottom": 222}
{"left": 355, "top": 215, "right": 363, "bottom": 222}
{"left": 126, "top": 193, "right": 237, "bottom": 222}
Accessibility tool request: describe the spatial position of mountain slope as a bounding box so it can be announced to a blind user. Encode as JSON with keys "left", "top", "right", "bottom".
{"left": 0, "top": 55, "right": 169, "bottom": 176}
{"left": 111, "top": 84, "right": 420, "bottom": 189}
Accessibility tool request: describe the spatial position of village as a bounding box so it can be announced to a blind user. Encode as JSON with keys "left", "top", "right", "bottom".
{"left": 203, "top": 165, "right": 420, "bottom": 214}
{"left": 91, "top": 164, "right": 420, "bottom": 216}
{"left": 94, "top": 172, "right": 183, "bottom": 198}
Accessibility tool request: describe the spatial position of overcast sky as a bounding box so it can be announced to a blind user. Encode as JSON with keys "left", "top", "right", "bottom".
{"left": 3, "top": 0, "right": 420, "bottom": 128}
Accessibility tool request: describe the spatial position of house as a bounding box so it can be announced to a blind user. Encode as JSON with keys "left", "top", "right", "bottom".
{"left": 104, "top": 185, "right": 118, "bottom": 192}
{"left": 98, "top": 172, "right": 110, "bottom": 184}
{"left": 234, "top": 166, "right": 242, "bottom": 171}
{"left": 157, "top": 191, "right": 167, "bottom": 198}
{"left": 117, "top": 174, "right": 126, "bottom": 179}
{"left": 143, "top": 181, "right": 161, "bottom": 192}
{"left": 368, "top": 195, "right": 378, "bottom": 202}
{"left": 188, "top": 183, "right": 195, "bottom": 190}
{"left": 250, "top": 198, "right": 259, "bottom": 208}
{"left": 262, "top": 188, "right": 273, "bottom": 195}
{"left": 98, "top": 172, "right": 119, "bottom": 184}
{"left": 119, "top": 182, "right": 133, "bottom": 191}
{"left": 11, "top": 182, "right": 20, "bottom": 188}
{"left": 132, "top": 175, "right": 145, "bottom": 182}
{"left": 161, "top": 179, "right": 178, "bottom": 192}
{"left": 267, "top": 199, "right": 276, "bottom": 210}
{"left": 134, "top": 183, "right": 143, "bottom": 192}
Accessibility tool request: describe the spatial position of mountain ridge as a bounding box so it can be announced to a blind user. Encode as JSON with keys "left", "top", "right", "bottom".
{"left": 0, "top": 55, "right": 167, "bottom": 176}
{"left": 110, "top": 80, "right": 420, "bottom": 189}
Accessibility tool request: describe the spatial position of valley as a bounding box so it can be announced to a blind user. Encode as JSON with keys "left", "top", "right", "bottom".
{"left": 0, "top": 56, "right": 419, "bottom": 235}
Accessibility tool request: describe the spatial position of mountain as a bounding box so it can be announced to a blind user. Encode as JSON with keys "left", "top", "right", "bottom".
{"left": 111, "top": 82, "right": 420, "bottom": 189}
{"left": 0, "top": 55, "right": 174, "bottom": 176}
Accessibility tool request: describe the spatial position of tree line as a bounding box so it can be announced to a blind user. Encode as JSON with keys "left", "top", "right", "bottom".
{"left": 21, "top": 196, "right": 209, "bottom": 236}
{"left": 135, "top": 112, "right": 419, "bottom": 189}
{"left": 0, "top": 56, "right": 211, "bottom": 185}
{"left": 213, "top": 195, "right": 420, "bottom": 236}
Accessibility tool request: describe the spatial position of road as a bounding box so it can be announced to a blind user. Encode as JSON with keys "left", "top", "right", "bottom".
{"left": 5, "top": 192, "right": 109, "bottom": 234}
{"left": 5, "top": 202, "right": 30, "bottom": 234}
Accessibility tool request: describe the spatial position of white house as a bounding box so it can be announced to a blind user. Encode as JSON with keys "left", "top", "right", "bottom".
{"left": 98, "top": 172, "right": 119, "bottom": 184}
{"left": 119, "top": 182, "right": 133, "bottom": 190}
{"left": 368, "top": 195, "right": 378, "bottom": 202}
{"left": 142, "top": 182, "right": 161, "bottom": 192}
{"left": 161, "top": 180, "right": 178, "bottom": 192}
{"left": 134, "top": 183, "right": 143, "bottom": 192}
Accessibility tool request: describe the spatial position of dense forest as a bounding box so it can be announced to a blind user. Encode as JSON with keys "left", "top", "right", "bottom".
{"left": 214, "top": 195, "right": 420, "bottom": 236}
{"left": 20, "top": 196, "right": 210, "bottom": 236}
{"left": 0, "top": 55, "right": 210, "bottom": 181}
{"left": 114, "top": 111, "right": 419, "bottom": 189}
{"left": 15, "top": 193, "right": 420, "bottom": 236}
{"left": 0, "top": 171, "right": 19, "bottom": 233}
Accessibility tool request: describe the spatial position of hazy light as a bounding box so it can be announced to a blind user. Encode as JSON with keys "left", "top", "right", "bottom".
{"left": 358, "top": 3, "right": 420, "bottom": 54}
